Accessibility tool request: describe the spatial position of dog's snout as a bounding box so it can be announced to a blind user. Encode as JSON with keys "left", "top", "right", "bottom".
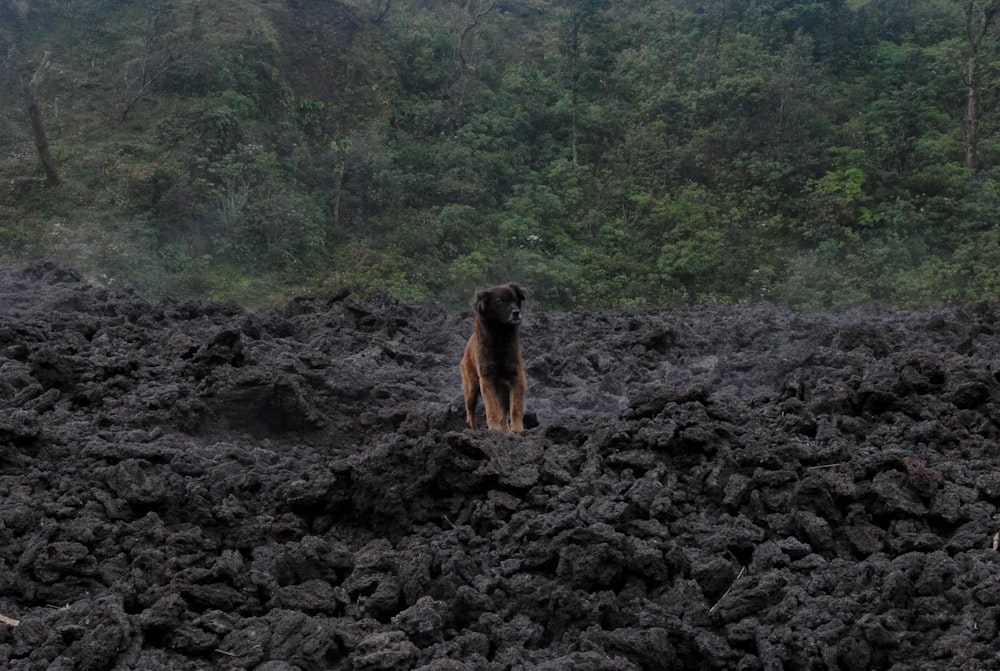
{"left": 511, "top": 309, "right": 521, "bottom": 321}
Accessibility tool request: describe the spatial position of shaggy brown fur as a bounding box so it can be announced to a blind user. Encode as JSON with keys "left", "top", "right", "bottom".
{"left": 461, "top": 283, "right": 527, "bottom": 432}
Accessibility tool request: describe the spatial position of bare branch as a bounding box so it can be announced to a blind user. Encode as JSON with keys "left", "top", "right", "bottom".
{"left": 116, "top": 0, "right": 175, "bottom": 120}
{"left": 458, "top": 0, "right": 499, "bottom": 69}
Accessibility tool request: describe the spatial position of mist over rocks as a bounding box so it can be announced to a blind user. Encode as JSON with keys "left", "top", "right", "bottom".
{"left": 3, "top": 260, "right": 1000, "bottom": 669}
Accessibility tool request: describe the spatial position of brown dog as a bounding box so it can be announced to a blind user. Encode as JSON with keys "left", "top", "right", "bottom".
{"left": 461, "top": 283, "right": 527, "bottom": 432}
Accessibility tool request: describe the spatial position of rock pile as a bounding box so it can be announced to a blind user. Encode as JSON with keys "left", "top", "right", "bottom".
{"left": 2, "top": 261, "right": 1000, "bottom": 670}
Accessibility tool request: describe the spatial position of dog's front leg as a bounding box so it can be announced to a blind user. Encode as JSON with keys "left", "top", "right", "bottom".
{"left": 461, "top": 347, "right": 481, "bottom": 429}
{"left": 509, "top": 372, "right": 526, "bottom": 433}
{"left": 481, "top": 378, "right": 510, "bottom": 432}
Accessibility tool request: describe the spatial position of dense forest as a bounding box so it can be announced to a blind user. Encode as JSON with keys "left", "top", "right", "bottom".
{"left": 3, "top": 0, "right": 1000, "bottom": 309}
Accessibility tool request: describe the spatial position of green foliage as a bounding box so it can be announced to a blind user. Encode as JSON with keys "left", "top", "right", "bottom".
{"left": 6, "top": 0, "right": 1000, "bottom": 309}
{"left": 798, "top": 167, "right": 872, "bottom": 242}
{"left": 656, "top": 185, "right": 727, "bottom": 298}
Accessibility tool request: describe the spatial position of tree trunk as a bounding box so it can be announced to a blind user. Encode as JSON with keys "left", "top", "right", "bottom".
{"left": 966, "top": 54, "right": 979, "bottom": 171}
{"left": 25, "top": 50, "right": 59, "bottom": 186}
{"left": 962, "top": 0, "right": 1000, "bottom": 172}
{"left": 571, "top": 98, "right": 579, "bottom": 165}
{"left": 331, "top": 137, "right": 351, "bottom": 228}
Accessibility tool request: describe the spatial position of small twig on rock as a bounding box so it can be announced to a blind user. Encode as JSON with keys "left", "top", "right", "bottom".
{"left": 214, "top": 645, "right": 262, "bottom": 657}
{"left": 709, "top": 566, "right": 746, "bottom": 613}
{"left": 806, "top": 462, "right": 847, "bottom": 470}
{"left": 993, "top": 532, "right": 998, "bottom": 551}
{"left": 0, "top": 613, "right": 20, "bottom": 627}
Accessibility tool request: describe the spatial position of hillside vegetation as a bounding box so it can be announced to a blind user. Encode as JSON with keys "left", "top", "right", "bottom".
{"left": 3, "top": 0, "right": 1000, "bottom": 309}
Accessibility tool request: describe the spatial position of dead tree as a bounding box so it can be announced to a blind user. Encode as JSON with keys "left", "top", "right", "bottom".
{"left": 24, "top": 50, "right": 58, "bottom": 186}
{"left": 447, "top": 0, "right": 498, "bottom": 128}
{"left": 117, "top": 0, "right": 174, "bottom": 120}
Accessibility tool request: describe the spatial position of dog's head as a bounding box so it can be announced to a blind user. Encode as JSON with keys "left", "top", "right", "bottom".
{"left": 475, "top": 282, "right": 527, "bottom": 325}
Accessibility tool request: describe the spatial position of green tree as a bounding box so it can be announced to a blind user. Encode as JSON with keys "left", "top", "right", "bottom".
{"left": 656, "top": 185, "right": 728, "bottom": 300}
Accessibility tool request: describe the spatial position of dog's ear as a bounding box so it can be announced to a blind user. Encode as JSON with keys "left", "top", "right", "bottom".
{"left": 509, "top": 283, "right": 527, "bottom": 302}
{"left": 474, "top": 288, "right": 491, "bottom": 315}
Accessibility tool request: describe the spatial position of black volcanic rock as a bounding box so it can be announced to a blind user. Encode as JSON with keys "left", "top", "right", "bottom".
{"left": 2, "top": 260, "right": 1000, "bottom": 669}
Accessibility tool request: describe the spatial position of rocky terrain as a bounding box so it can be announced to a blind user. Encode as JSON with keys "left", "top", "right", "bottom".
{"left": 3, "top": 260, "right": 1000, "bottom": 670}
